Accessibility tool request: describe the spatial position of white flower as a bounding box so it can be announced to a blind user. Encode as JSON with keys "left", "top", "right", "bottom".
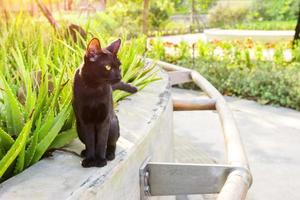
{"left": 262, "top": 50, "right": 268, "bottom": 60}
{"left": 248, "top": 49, "right": 255, "bottom": 60}
{"left": 283, "top": 49, "right": 292, "bottom": 62}
{"left": 262, "top": 49, "right": 274, "bottom": 61}
{"left": 213, "top": 47, "right": 224, "bottom": 58}
{"left": 165, "top": 47, "right": 177, "bottom": 56}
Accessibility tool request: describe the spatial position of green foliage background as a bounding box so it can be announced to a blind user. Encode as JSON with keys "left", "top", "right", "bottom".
{"left": 207, "top": 0, "right": 299, "bottom": 30}
{"left": 147, "top": 39, "right": 300, "bottom": 110}
{"left": 0, "top": 13, "right": 158, "bottom": 182}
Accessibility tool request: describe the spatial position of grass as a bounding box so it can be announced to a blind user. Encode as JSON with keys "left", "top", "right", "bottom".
{"left": 0, "top": 13, "right": 158, "bottom": 182}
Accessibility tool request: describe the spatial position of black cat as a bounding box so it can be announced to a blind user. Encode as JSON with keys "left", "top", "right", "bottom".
{"left": 73, "top": 38, "right": 137, "bottom": 168}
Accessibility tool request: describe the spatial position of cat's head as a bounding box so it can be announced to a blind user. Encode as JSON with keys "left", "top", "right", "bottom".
{"left": 82, "top": 38, "right": 122, "bottom": 85}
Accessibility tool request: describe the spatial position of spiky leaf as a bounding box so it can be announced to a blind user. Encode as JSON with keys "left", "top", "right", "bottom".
{"left": 0, "top": 120, "right": 32, "bottom": 178}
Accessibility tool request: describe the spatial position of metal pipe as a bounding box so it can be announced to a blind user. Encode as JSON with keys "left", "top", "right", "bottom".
{"left": 147, "top": 59, "right": 252, "bottom": 200}
{"left": 173, "top": 98, "right": 216, "bottom": 111}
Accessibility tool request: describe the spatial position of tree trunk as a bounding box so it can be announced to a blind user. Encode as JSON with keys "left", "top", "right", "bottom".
{"left": 293, "top": 5, "right": 300, "bottom": 45}
{"left": 67, "top": 0, "right": 73, "bottom": 10}
{"left": 99, "top": 0, "right": 107, "bottom": 10}
{"left": 191, "top": 0, "right": 196, "bottom": 25}
{"left": 142, "top": 0, "right": 150, "bottom": 35}
{"left": 30, "top": 1, "right": 35, "bottom": 16}
{"left": 190, "top": 0, "right": 197, "bottom": 32}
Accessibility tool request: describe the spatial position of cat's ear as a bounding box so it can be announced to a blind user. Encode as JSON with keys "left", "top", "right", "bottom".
{"left": 86, "top": 38, "right": 102, "bottom": 61}
{"left": 106, "top": 39, "right": 121, "bottom": 55}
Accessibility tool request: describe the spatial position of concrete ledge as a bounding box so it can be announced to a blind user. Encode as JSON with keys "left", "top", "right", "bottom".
{"left": 204, "top": 29, "right": 295, "bottom": 42}
{"left": 0, "top": 69, "right": 173, "bottom": 200}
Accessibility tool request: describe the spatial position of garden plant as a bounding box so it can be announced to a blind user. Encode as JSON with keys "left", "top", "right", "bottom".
{"left": 0, "top": 13, "right": 157, "bottom": 182}
{"left": 207, "top": 0, "right": 298, "bottom": 30}
{"left": 147, "top": 38, "right": 300, "bottom": 110}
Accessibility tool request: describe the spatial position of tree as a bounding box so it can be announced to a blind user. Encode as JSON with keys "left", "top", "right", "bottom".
{"left": 190, "top": 0, "right": 215, "bottom": 29}
{"left": 142, "top": 0, "right": 150, "bottom": 34}
{"left": 294, "top": 5, "right": 300, "bottom": 45}
{"left": 67, "top": 0, "right": 73, "bottom": 10}
{"left": 100, "top": 0, "right": 107, "bottom": 9}
{"left": 191, "top": 0, "right": 196, "bottom": 24}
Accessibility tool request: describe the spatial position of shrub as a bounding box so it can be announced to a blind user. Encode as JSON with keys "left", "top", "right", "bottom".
{"left": 0, "top": 13, "right": 157, "bottom": 182}
{"left": 207, "top": 3, "right": 250, "bottom": 28}
{"left": 208, "top": 0, "right": 298, "bottom": 29}
{"left": 101, "top": 0, "right": 175, "bottom": 36}
{"left": 174, "top": 0, "right": 217, "bottom": 14}
{"left": 249, "top": 0, "right": 298, "bottom": 21}
{"left": 176, "top": 58, "right": 300, "bottom": 110}
{"left": 147, "top": 38, "right": 300, "bottom": 110}
{"left": 149, "top": 1, "right": 174, "bottom": 29}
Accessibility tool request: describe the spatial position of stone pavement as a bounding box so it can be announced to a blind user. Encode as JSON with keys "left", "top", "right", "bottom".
{"left": 150, "top": 30, "right": 294, "bottom": 46}
{"left": 172, "top": 88, "right": 300, "bottom": 200}
{"left": 150, "top": 33, "right": 206, "bottom": 45}
{"left": 204, "top": 29, "right": 294, "bottom": 42}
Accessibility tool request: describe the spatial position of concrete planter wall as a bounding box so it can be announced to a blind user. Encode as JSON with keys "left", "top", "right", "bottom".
{"left": 0, "top": 70, "right": 174, "bottom": 200}
{"left": 204, "top": 29, "right": 295, "bottom": 42}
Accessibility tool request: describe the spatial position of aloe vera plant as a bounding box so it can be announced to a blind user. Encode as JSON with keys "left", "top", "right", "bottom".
{"left": 0, "top": 13, "right": 157, "bottom": 182}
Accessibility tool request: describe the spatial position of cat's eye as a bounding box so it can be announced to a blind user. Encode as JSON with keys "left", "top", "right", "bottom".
{"left": 105, "top": 65, "right": 111, "bottom": 71}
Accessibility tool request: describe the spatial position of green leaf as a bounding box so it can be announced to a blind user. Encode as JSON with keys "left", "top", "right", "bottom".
{"left": 0, "top": 127, "right": 14, "bottom": 150}
{"left": 25, "top": 115, "right": 42, "bottom": 167}
{"left": 24, "top": 111, "right": 54, "bottom": 167}
{"left": 31, "top": 76, "right": 50, "bottom": 123}
{"left": 46, "top": 64, "right": 67, "bottom": 117}
{"left": 0, "top": 120, "right": 32, "bottom": 178}
{"left": 24, "top": 127, "right": 39, "bottom": 168}
{"left": 37, "top": 111, "right": 55, "bottom": 142}
{"left": 0, "top": 147, "right": 5, "bottom": 160}
{"left": 31, "top": 104, "right": 71, "bottom": 164}
{"left": 0, "top": 72, "right": 24, "bottom": 136}
{"left": 14, "top": 142, "right": 26, "bottom": 175}
{"left": 49, "top": 128, "right": 77, "bottom": 149}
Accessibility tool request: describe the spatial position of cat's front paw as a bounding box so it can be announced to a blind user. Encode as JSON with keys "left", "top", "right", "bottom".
{"left": 95, "top": 158, "right": 107, "bottom": 167}
{"left": 82, "top": 158, "right": 96, "bottom": 168}
{"left": 82, "top": 158, "right": 107, "bottom": 168}
{"left": 106, "top": 151, "right": 115, "bottom": 161}
{"left": 128, "top": 86, "right": 138, "bottom": 94}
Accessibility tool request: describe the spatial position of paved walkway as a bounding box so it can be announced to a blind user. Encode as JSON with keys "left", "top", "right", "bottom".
{"left": 204, "top": 29, "right": 294, "bottom": 42}
{"left": 172, "top": 88, "right": 300, "bottom": 200}
{"left": 150, "top": 30, "right": 294, "bottom": 45}
{"left": 150, "top": 33, "right": 206, "bottom": 45}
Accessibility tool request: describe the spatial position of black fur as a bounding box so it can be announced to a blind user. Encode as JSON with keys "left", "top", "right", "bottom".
{"left": 72, "top": 38, "right": 137, "bottom": 168}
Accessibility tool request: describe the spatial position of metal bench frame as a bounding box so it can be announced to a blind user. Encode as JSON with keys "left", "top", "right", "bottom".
{"left": 140, "top": 59, "right": 253, "bottom": 200}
